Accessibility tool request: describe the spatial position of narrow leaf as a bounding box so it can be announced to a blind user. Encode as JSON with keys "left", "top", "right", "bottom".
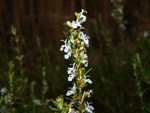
{"left": 49, "top": 106, "right": 58, "bottom": 111}
{"left": 63, "top": 31, "right": 69, "bottom": 40}
{"left": 84, "top": 68, "right": 92, "bottom": 75}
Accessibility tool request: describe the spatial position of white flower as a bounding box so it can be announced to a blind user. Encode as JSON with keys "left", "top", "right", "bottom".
{"left": 68, "top": 108, "right": 76, "bottom": 113}
{"left": 85, "top": 102, "right": 94, "bottom": 113}
{"left": 80, "top": 9, "right": 87, "bottom": 23}
{"left": 83, "top": 75, "right": 92, "bottom": 84}
{"left": 60, "top": 39, "right": 71, "bottom": 59}
{"left": 68, "top": 63, "right": 76, "bottom": 81}
{"left": 0, "top": 87, "right": 6, "bottom": 95}
{"left": 60, "top": 39, "right": 67, "bottom": 51}
{"left": 4, "top": 93, "right": 11, "bottom": 102}
{"left": 144, "top": 31, "right": 149, "bottom": 37}
{"left": 120, "top": 24, "right": 126, "bottom": 30}
{"left": 71, "top": 9, "right": 87, "bottom": 29}
{"left": 46, "top": 99, "right": 50, "bottom": 103}
{"left": 66, "top": 83, "right": 76, "bottom": 96}
{"left": 33, "top": 99, "right": 41, "bottom": 106}
{"left": 117, "top": 7, "right": 123, "bottom": 14}
{"left": 111, "top": 12, "right": 115, "bottom": 17}
{"left": 72, "top": 18, "right": 82, "bottom": 29}
{"left": 70, "top": 101, "right": 75, "bottom": 104}
{"left": 80, "top": 51, "right": 88, "bottom": 67}
{"left": 88, "top": 90, "right": 93, "bottom": 96}
{"left": 8, "top": 94, "right": 11, "bottom": 102}
{"left": 79, "top": 32, "right": 89, "bottom": 47}
{"left": 82, "top": 57, "right": 88, "bottom": 67}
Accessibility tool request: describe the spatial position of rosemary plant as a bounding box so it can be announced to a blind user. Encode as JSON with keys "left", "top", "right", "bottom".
{"left": 50, "top": 9, "right": 94, "bottom": 113}
{"left": 111, "top": 0, "right": 126, "bottom": 39}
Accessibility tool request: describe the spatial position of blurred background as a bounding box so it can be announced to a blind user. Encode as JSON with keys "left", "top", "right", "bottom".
{"left": 0, "top": 0, "right": 150, "bottom": 113}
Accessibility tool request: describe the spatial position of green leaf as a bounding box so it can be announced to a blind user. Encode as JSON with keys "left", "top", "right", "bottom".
{"left": 63, "top": 31, "right": 69, "bottom": 40}
{"left": 51, "top": 99, "right": 57, "bottom": 106}
{"left": 72, "top": 57, "right": 77, "bottom": 64}
{"left": 65, "top": 97, "right": 72, "bottom": 101}
{"left": 49, "top": 106, "right": 58, "bottom": 111}
{"left": 84, "top": 68, "right": 92, "bottom": 75}
{"left": 82, "top": 91, "right": 88, "bottom": 102}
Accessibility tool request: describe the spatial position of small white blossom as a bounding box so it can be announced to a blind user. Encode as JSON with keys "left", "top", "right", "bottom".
{"left": 120, "top": 24, "right": 126, "bottom": 30}
{"left": 144, "top": 31, "right": 149, "bottom": 37}
{"left": 33, "top": 99, "right": 41, "bottom": 106}
{"left": 68, "top": 108, "right": 76, "bottom": 113}
{"left": 88, "top": 90, "right": 93, "bottom": 96}
{"left": 71, "top": 9, "right": 87, "bottom": 29}
{"left": 60, "top": 39, "right": 71, "bottom": 59}
{"left": 72, "top": 18, "right": 82, "bottom": 29}
{"left": 85, "top": 102, "right": 94, "bottom": 113}
{"left": 70, "top": 101, "right": 75, "bottom": 104}
{"left": 79, "top": 32, "right": 89, "bottom": 47}
{"left": 68, "top": 63, "right": 76, "bottom": 81}
{"left": 4, "top": 93, "right": 11, "bottom": 102}
{"left": 80, "top": 51, "right": 88, "bottom": 67}
{"left": 117, "top": 7, "right": 123, "bottom": 14}
{"left": 80, "top": 9, "right": 87, "bottom": 23}
{"left": 46, "top": 99, "right": 50, "bottom": 103}
{"left": 83, "top": 75, "right": 92, "bottom": 84}
{"left": 8, "top": 94, "right": 11, "bottom": 102}
{"left": 82, "top": 57, "right": 88, "bottom": 67}
{"left": 0, "top": 87, "right": 6, "bottom": 95}
{"left": 66, "top": 83, "right": 76, "bottom": 96}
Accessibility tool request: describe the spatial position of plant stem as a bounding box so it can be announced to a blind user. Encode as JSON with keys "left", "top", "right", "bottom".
{"left": 10, "top": 77, "right": 13, "bottom": 113}
{"left": 9, "top": 61, "right": 14, "bottom": 113}
{"left": 78, "top": 67, "right": 82, "bottom": 113}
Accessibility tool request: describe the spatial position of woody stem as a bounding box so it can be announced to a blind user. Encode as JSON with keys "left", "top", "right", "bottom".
{"left": 78, "top": 67, "right": 82, "bottom": 113}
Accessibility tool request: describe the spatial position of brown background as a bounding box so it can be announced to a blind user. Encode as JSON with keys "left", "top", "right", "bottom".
{"left": 0, "top": 0, "right": 149, "bottom": 50}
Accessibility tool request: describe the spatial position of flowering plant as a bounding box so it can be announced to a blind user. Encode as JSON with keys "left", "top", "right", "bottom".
{"left": 50, "top": 9, "right": 94, "bottom": 113}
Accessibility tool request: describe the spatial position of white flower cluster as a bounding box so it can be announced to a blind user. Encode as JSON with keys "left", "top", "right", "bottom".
{"left": 67, "top": 9, "right": 87, "bottom": 29}
{"left": 60, "top": 9, "right": 94, "bottom": 113}
{"left": 111, "top": 0, "right": 126, "bottom": 30}
{"left": 0, "top": 87, "right": 11, "bottom": 103}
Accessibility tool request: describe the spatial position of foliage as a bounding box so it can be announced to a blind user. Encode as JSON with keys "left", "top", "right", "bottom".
{"left": 50, "top": 9, "right": 94, "bottom": 113}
